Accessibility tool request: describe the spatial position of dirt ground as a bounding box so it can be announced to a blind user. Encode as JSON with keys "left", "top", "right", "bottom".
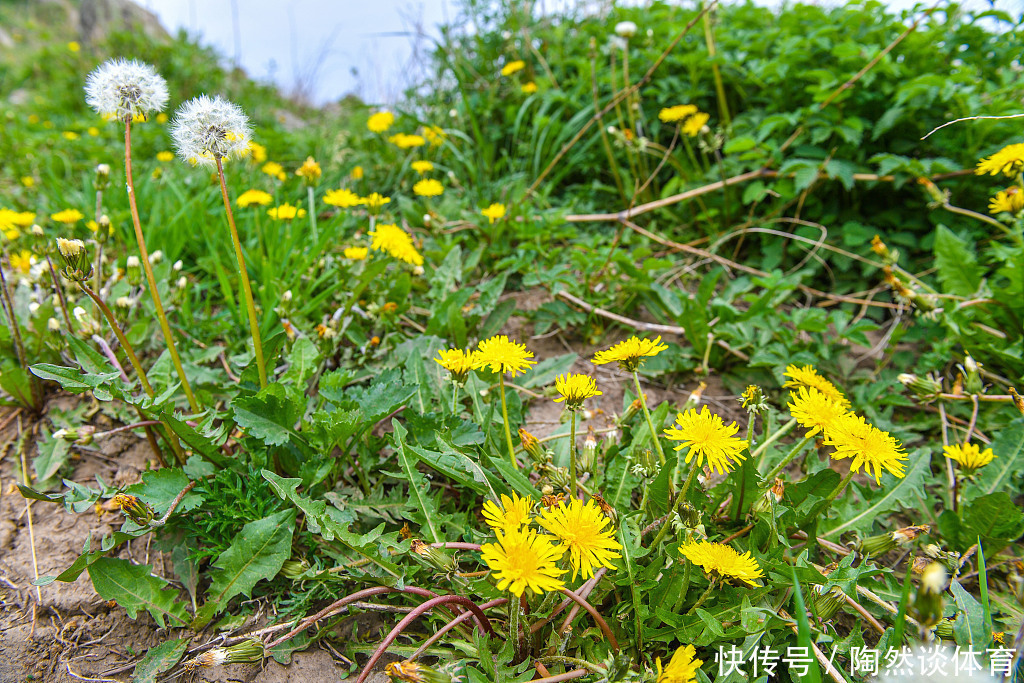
{"left": 0, "top": 291, "right": 740, "bottom": 683}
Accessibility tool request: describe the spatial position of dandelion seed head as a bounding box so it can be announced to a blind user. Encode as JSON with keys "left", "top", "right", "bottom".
{"left": 170, "top": 95, "right": 252, "bottom": 168}
{"left": 85, "top": 58, "right": 169, "bottom": 121}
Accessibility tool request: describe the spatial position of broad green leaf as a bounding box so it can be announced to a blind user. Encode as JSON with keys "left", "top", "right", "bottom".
{"left": 232, "top": 383, "right": 306, "bottom": 448}
{"left": 393, "top": 420, "right": 441, "bottom": 542}
{"left": 279, "top": 337, "right": 320, "bottom": 388}
{"left": 790, "top": 568, "right": 823, "bottom": 683}
{"left": 822, "top": 449, "right": 929, "bottom": 537}
{"left": 206, "top": 508, "right": 296, "bottom": 610}
{"left": 951, "top": 579, "right": 989, "bottom": 649}
{"left": 261, "top": 469, "right": 328, "bottom": 534}
{"left": 127, "top": 468, "right": 202, "bottom": 516}
{"left": 30, "top": 363, "right": 122, "bottom": 398}
{"left": 88, "top": 557, "right": 188, "bottom": 628}
{"left": 960, "top": 492, "right": 1024, "bottom": 554}
{"left": 33, "top": 429, "right": 70, "bottom": 489}
{"left": 132, "top": 637, "right": 190, "bottom": 683}
{"left": 520, "top": 352, "right": 577, "bottom": 389}
{"left": 964, "top": 417, "right": 1024, "bottom": 497}
{"left": 413, "top": 434, "right": 499, "bottom": 499}
{"left": 934, "top": 225, "right": 983, "bottom": 296}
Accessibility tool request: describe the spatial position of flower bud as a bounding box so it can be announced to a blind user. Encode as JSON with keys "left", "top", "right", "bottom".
{"left": 682, "top": 382, "right": 706, "bottom": 412}
{"left": 126, "top": 255, "right": 142, "bottom": 286}
{"left": 96, "top": 214, "right": 112, "bottom": 244}
{"left": 280, "top": 558, "right": 311, "bottom": 579}
{"left": 282, "top": 289, "right": 293, "bottom": 303}
{"left": 28, "top": 301, "right": 40, "bottom": 316}
{"left": 614, "top": 21, "right": 638, "bottom": 38}
{"left": 580, "top": 427, "right": 598, "bottom": 472}
{"left": 176, "top": 276, "right": 187, "bottom": 290}
{"left": 47, "top": 317, "right": 61, "bottom": 332}
{"left": 740, "top": 384, "right": 769, "bottom": 415}
{"left": 148, "top": 249, "right": 163, "bottom": 264}
{"left": 1011, "top": 387, "right": 1024, "bottom": 415}
{"left": 751, "top": 478, "right": 784, "bottom": 516}
{"left": 410, "top": 538, "right": 456, "bottom": 574}
{"left": 811, "top": 585, "right": 846, "bottom": 621}
{"left": 55, "top": 237, "right": 92, "bottom": 281}
{"left": 910, "top": 562, "right": 948, "bottom": 630}
{"left": 934, "top": 616, "right": 955, "bottom": 640}
{"left": 413, "top": 265, "right": 424, "bottom": 276}
{"left": 385, "top": 660, "right": 452, "bottom": 683}
{"left": 115, "top": 296, "right": 132, "bottom": 310}
{"left": 961, "top": 354, "right": 984, "bottom": 395}
{"left": 111, "top": 493, "right": 154, "bottom": 525}
{"left": 618, "top": 395, "right": 645, "bottom": 426}
{"left": 172, "top": 259, "right": 183, "bottom": 272}
{"left": 898, "top": 372, "right": 942, "bottom": 401}
{"left": 519, "top": 427, "right": 546, "bottom": 464}
{"left": 95, "top": 163, "right": 111, "bottom": 191}
{"left": 183, "top": 639, "right": 265, "bottom": 672}
{"left": 680, "top": 503, "right": 701, "bottom": 529}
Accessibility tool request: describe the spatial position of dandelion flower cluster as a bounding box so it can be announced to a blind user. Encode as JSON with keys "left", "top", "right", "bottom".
{"left": 170, "top": 95, "right": 252, "bottom": 167}
{"left": 85, "top": 58, "right": 168, "bottom": 121}
{"left": 343, "top": 247, "right": 368, "bottom": 260}
{"left": 538, "top": 498, "right": 622, "bottom": 580}
{"left": 481, "top": 491, "right": 532, "bottom": 533}
{"left": 413, "top": 179, "right": 444, "bottom": 197}
{"left": 473, "top": 335, "right": 536, "bottom": 376}
{"left": 295, "top": 156, "right": 321, "bottom": 184}
{"left": 480, "top": 527, "right": 566, "bottom": 597}
{"left": 236, "top": 189, "right": 272, "bottom": 208}
{"left": 825, "top": 413, "right": 907, "bottom": 484}
{"left": 680, "top": 540, "right": 763, "bottom": 587}
{"left": 323, "top": 188, "right": 362, "bottom": 208}
{"left": 422, "top": 125, "right": 446, "bottom": 146}
{"left": 656, "top": 645, "right": 703, "bottom": 683}
{"left": 976, "top": 143, "right": 1024, "bottom": 177}
{"left": 783, "top": 364, "right": 850, "bottom": 408}
{"left": 501, "top": 60, "right": 526, "bottom": 76}
{"left": 267, "top": 203, "right": 306, "bottom": 221}
{"left": 664, "top": 406, "right": 748, "bottom": 475}
{"left": 369, "top": 223, "right": 423, "bottom": 266}
{"left": 481, "top": 203, "right": 506, "bottom": 224}
{"left": 434, "top": 348, "right": 476, "bottom": 384}
{"left": 682, "top": 112, "right": 710, "bottom": 137}
{"left": 553, "top": 373, "right": 602, "bottom": 410}
{"left": 389, "top": 133, "right": 426, "bottom": 149}
{"left": 262, "top": 161, "right": 286, "bottom": 180}
{"left": 591, "top": 335, "right": 668, "bottom": 372}
{"left": 943, "top": 443, "right": 996, "bottom": 474}
{"left": 521, "top": 82, "right": 538, "bottom": 94}
{"left": 51, "top": 209, "right": 84, "bottom": 225}
{"left": 362, "top": 192, "right": 391, "bottom": 212}
{"left": 788, "top": 386, "right": 849, "bottom": 438}
{"left": 989, "top": 188, "right": 1024, "bottom": 215}
{"left": 411, "top": 160, "right": 434, "bottom": 175}
{"left": 367, "top": 111, "right": 394, "bottom": 133}
{"left": 659, "top": 104, "right": 698, "bottom": 123}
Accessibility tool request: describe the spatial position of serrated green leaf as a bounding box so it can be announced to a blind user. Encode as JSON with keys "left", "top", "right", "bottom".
{"left": 822, "top": 449, "right": 930, "bottom": 537}
{"left": 393, "top": 420, "right": 440, "bottom": 542}
{"left": 127, "top": 468, "right": 202, "bottom": 516}
{"left": 280, "top": 337, "right": 320, "bottom": 388}
{"left": 206, "top": 508, "right": 296, "bottom": 611}
{"left": 88, "top": 557, "right": 188, "bottom": 628}
{"left": 951, "top": 579, "right": 988, "bottom": 649}
{"left": 232, "top": 383, "right": 306, "bottom": 448}
{"left": 934, "top": 225, "right": 983, "bottom": 296}
{"left": 964, "top": 417, "right": 1024, "bottom": 497}
{"left": 261, "top": 469, "right": 328, "bottom": 534}
{"left": 132, "top": 637, "right": 190, "bottom": 683}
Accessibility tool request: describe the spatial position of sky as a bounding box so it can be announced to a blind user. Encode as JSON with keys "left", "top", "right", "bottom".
{"left": 141, "top": 0, "right": 1023, "bottom": 107}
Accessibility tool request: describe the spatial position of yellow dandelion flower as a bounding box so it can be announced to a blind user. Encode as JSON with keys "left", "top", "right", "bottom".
{"left": 51, "top": 209, "right": 84, "bottom": 225}
{"left": 156, "top": 151, "right": 174, "bottom": 162}
{"left": 411, "top": 160, "right": 434, "bottom": 175}
{"left": 20, "top": 177, "right": 34, "bottom": 187}
{"left": 367, "top": 111, "right": 395, "bottom": 133}
{"left": 481, "top": 491, "right": 532, "bottom": 533}
{"left": 473, "top": 335, "right": 536, "bottom": 377}
{"left": 501, "top": 60, "right": 526, "bottom": 77}
{"left": 481, "top": 203, "right": 506, "bottom": 224}
{"left": 788, "top": 386, "right": 849, "bottom": 438}
{"left": 683, "top": 112, "right": 709, "bottom": 137}
{"left": 553, "top": 373, "right": 602, "bottom": 411}
{"left": 156, "top": 112, "right": 168, "bottom": 124}
{"left": 680, "top": 540, "right": 764, "bottom": 587}
{"left": 246, "top": 141, "right": 268, "bottom": 163}
{"left": 87, "top": 127, "right": 100, "bottom": 136}
{"left": 369, "top": 223, "right": 423, "bottom": 266}
{"left": 344, "top": 246, "right": 368, "bottom": 260}
{"left": 261, "top": 161, "right": 286, "bottom": 181}
{"left": 295, "top": 156, "right": 322, "bottom": 184}
{"left": 664, "top": 406, "right": 748, "bottom": 475}
{"left": 537, "top": 498, "right": 622, "bottom": 580}
{"left": 521, "top": 81, "right": 538, "bottom": 94}
{"left": 989, "top": 188, "right": 1024, "bottom": 215}
{"left": 351, "top": 165, "right": 364, "bottom": 179}
{"left": 591, "top": 335, "right": 668, "bottom": 372}
{"left": 656, "top": 645, "right": 703, "bottom": 683}
{"left": 324, "top": 188, "right": 362, "bottom": 208}
{"left": 943, "top": 443, "right": 996, "bottom": 474}
{"left": 659, "top": 104, "right": 698, "bottom": 123}
{"left": 361, "top": 192, "right": 391, "bottom": 212}
{"left": 976, "top": 143, "right": 1024, "bottom": 177}
{"left": 422, "top": 126, "right": 446, "bottom": 147}
{"left": 10, "top": 250, "right": 33, "bottom": 274}
{"left": 389, "top": 133, "right": 427, "bottom": 149}
{"left": 783, "top": 364, "right": 850, "bottom": 409}
{"left": 825, "top": 413, "right": 907, "bottom": 484}
{"left": 62, "top": 131, "right": 79, "bottom": 141}
{"left": 434, "top": 348, "right": 476, "bottom": 383}
{"left": 267, "top": 203, "right": 306, "bottom": 220}
{"left": 67, "top": 41, "right": 80, "bottom": 53}
{"left": 480, "top": 526, "right": 566, "bottom": 597}
{"left": 236, "top": 189, "right": 272, "bottom": 207}
{"left": 413, "top": 178, "right": 444, "bottom": 197}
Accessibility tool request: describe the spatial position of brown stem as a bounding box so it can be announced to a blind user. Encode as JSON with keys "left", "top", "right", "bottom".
{"left": 410, "top": 598, "right": 507, "bottom": 661}
{"left": 79, "top": 284, "right": 153, "bottom": 396}
{"left": 44, "top": 255, "right": 73, "bottom": 332}
{"left": 557, "top": 588, "right": 619, "bottom": 651}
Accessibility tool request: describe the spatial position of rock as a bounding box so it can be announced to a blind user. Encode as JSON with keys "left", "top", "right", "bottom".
{"left": 79, "top": 0, "right": 170, "bottom": 46}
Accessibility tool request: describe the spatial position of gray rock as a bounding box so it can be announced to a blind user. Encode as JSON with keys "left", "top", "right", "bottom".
{"left": 79, "top": 0, "right": 170, "bottom": 45}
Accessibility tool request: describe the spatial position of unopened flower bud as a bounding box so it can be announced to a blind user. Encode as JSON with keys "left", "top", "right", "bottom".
{"left": 680, "top": 503, "right": 701, "bottom": 528}
{"left": 580, "top": 428, "right": 598, "bottom": 472}
{"left": 811, "top": 584, "right": 846, "bottom": 621}
{"left": 413, "top": 265, "right": 424, "bottom": 276}
{"left": 740, "top": 385, "right": 769, "bottom": 415}
{"left": 183, "top": 639, "right": 264, "bottom": 672}
{"left": 172, "top": 259, "right": 183, "bottom": 272}
{"left": 31, "top": 224, "right": 44, "bottom": 237}
{"left": 898, "top": 373, "right": 942, "bottom": 401}
{"left": 95, "top": 163, "right": 111, "bottom": 190}
{"left": 126, "top": 255, "right": 142, "bottom": 286}
{"left": 55, "top": 237, "right": 92, "bottom": 281}
{"left": 176, "top": 276, "right": 187, "bottom": 289}
{"left": 519, "top": 427, "right": 546, "bottom": 464}
{"left": 148, "top": 249, "right": 163, "bottom": 264}
{"left": 280, "top": 558, "right": 310, "bottom": 579}
{"left": 751, "top": 478, "right": 784, "bottom": 516}
{"left": 28, "top": 302, "right": 40, "bottom": 316}
{"left": 385, "top": 660, "right": 452, "bottom": 683}
{"left": 961, "top": 354, "right": 983, "bottom": 394}
{"left": 933, "top": 616, "right": 955, "bottom": 640}
{"left": 918, "top": 176, "right": 947, "bottom": 205}
{"left": 618, "top": 396, "right": 645, "bottom": 426}
{"left": 636, "top": 447, "right": 657, "bottom": 477}
{"left": 410, "top": 539, "right": 455, "bottom": 574}
{"left": 683, "top": 381, "right": 706, "bottom": 411}
{"left": 95, "top": 214, "right": 112, "bottom": 244}
{"left": 282, "top": 289, "right": 293, "bottom": 303}
{"left": 910, "top": 562, "right": 948, "bottom": 630}
{"left": 47, "top": 317, "right": 61, "bottom": 332}
{"left": 1011, "top": 387, "right": 1024, "bottom": 415}
{"left": 111, "top": 493, "right": 154, "bottom": 525}
{"left": 614, "top": 21, "right": 638, "bottom": 38}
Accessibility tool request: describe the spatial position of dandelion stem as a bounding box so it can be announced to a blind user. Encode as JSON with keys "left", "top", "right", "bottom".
{"left": 824, "top": 468, "right": 857, "bottom": 508}
{"left": 685, "top": 579, "right": 716, "bottom": 616}
{"left": 216, "top": 157, "right": 267, "bottom": 389}
{"left": 44, "top": 254, "right": 74, "bottom": 332}
{"left": 123, "top": 121, "right": 200, "bottom": 412}
{"left": 452, "top": 382, "right": 460, "bottom": 415}
{"left": 509, "top": 590, "right": 521, "bottom": 659}
{"left": 569, "top": 410, "right": 578, "bottom": 498}
{"left": 752, "top": 417, "right": 798, "bottom": 463}
{"left": 306, "top": 185, "right": 318, "bottom": 243}
{"left": 93, "top": 186, "right": 104, "bottom": 293}
{"left": 763, "top": 434, "right": 815, "bottom": 482}
{"left": 672, "top": 560, "right": 692, "bottom": 612}
{"left": 678, "top": 460, "right": 700, "bottom": 504}
{"left": 632, "top": 371, "right": 666, "bottom": 465}
{"left": 499, "top": 374, "right": 518, "bottom": 469}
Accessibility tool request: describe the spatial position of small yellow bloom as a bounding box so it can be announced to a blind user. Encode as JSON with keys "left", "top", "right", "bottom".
{"left": 481, "top": 203, "right": 506, "bottom": 224}
{"left": 20, "top": 177, "right": 34, "bottom": 187}
{"left": 246, "top": 141, "right": 268, "bottom": 163}
{"left": 156, "top": 151, "right": 174, "bottom": 162}
{"left": 295, "top": 156, "right": 322, "bottom": 184}
{"left": 261, "top": 161, "right": 286, "bottom": 181}
{"left": 411, "top": 160, "right": 434, "bottom": 175}
{"left": 825, "top": 413, "right": 907, "bottom": 485}
{"left": 989, "top": 187, "right": 1024, "bottom": 215}
{"left": 389, "top": 133, "right": 426, "bottom": 149}
{"left": 361, "top": 192, "right": 391, "bottom": 212}
{"left": 664, "top": 406, "right": 748, "bottom": 475}
{"left": 434, "top": 348, "right": 476, "bottom": 383}
{"left": 236, "top": 189, "right": 273, "bottom": 207}
{"left": 591, "top": 335, "right": 668, "bottom": 372}
{"left": 87, "top": 127, "right": 100, "bottom": 136}
{"left": 10, "top": 250, "right": 33, "bottom": 274}
{"left": 324, "top": 188, "right": 362, "bottom": 208}
{"left": 156, "top": 112, "right": 168, "bottom": 124}
{"left": 943, "top": 443, "right": 996, "bottom": 474}
{"left": 267, "top": 203, "right": 306, "bottom": 220}
{"left": 343, "top": 246, "right": 368, "bottom": 260}
{"left": 680, "top": 540, "right": 764, "bottom": 587}
{"left": 480, "top": 527, "right": 566, "bottom": 597}
{"left": 521, "top": 81, "right": 538, "bottom": 94}
{"left": 413, "top": 179, "right": 444, "bottom": 197}
{"left": 683, "top": 112, "right": 709, "bottom": 137}
{"left": 788, "top": 386, "right": 849, "bottom": 438}
{"left": 976, "top": 143, "right": 1024, "bottom": 177}
{"left": 422, "top": 126, "right": 446, "bottom": 147}
{"left": 537, "top": 498, "right": 622, "bottom": 580}
{"left": 51, "top": 208, "right": 84, "bottom": 225}
{"left": 659, "top": 104, "right": 698, "bottom": 123}
{"left": 783, "top": 364, "right": 851, "bottom": 409}
{"left": 62, "top": 131, "right": 79, "bottom": 140}
{"left": 501, "top": 60, "right": 526, "bottom": 77}
{"left": 553, "top": 373, "right": 602, "bottom": 410}
{"left": 481, "top": 491, "right": 532, "bottom": 534}
{"left": 369, "top": 223, "right": 423, "bottom": 266}
{"left": 656, "top": 645, "right": 703, "bottom": 683}
{"left": 67, "top": 41, "right": 80, "bottom": 53}
{"left": 351, "top": 165, "right": 364, "bottom": 179}
{"left": 474, "top": 335, "right": 536, "bottom": 377}
{"left": 367, "top": 111, "right": 395, "bottom": 133}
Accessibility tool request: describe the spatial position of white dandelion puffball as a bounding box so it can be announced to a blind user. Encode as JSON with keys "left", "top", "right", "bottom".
{"left": 85, "top": 58, "right": 168, "bottom": 121}
{"left": 614, "top": 21, "right": 638, "bottom": 38}
{"left": 170, "top": 95, "right": 252, "bottom": 168}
